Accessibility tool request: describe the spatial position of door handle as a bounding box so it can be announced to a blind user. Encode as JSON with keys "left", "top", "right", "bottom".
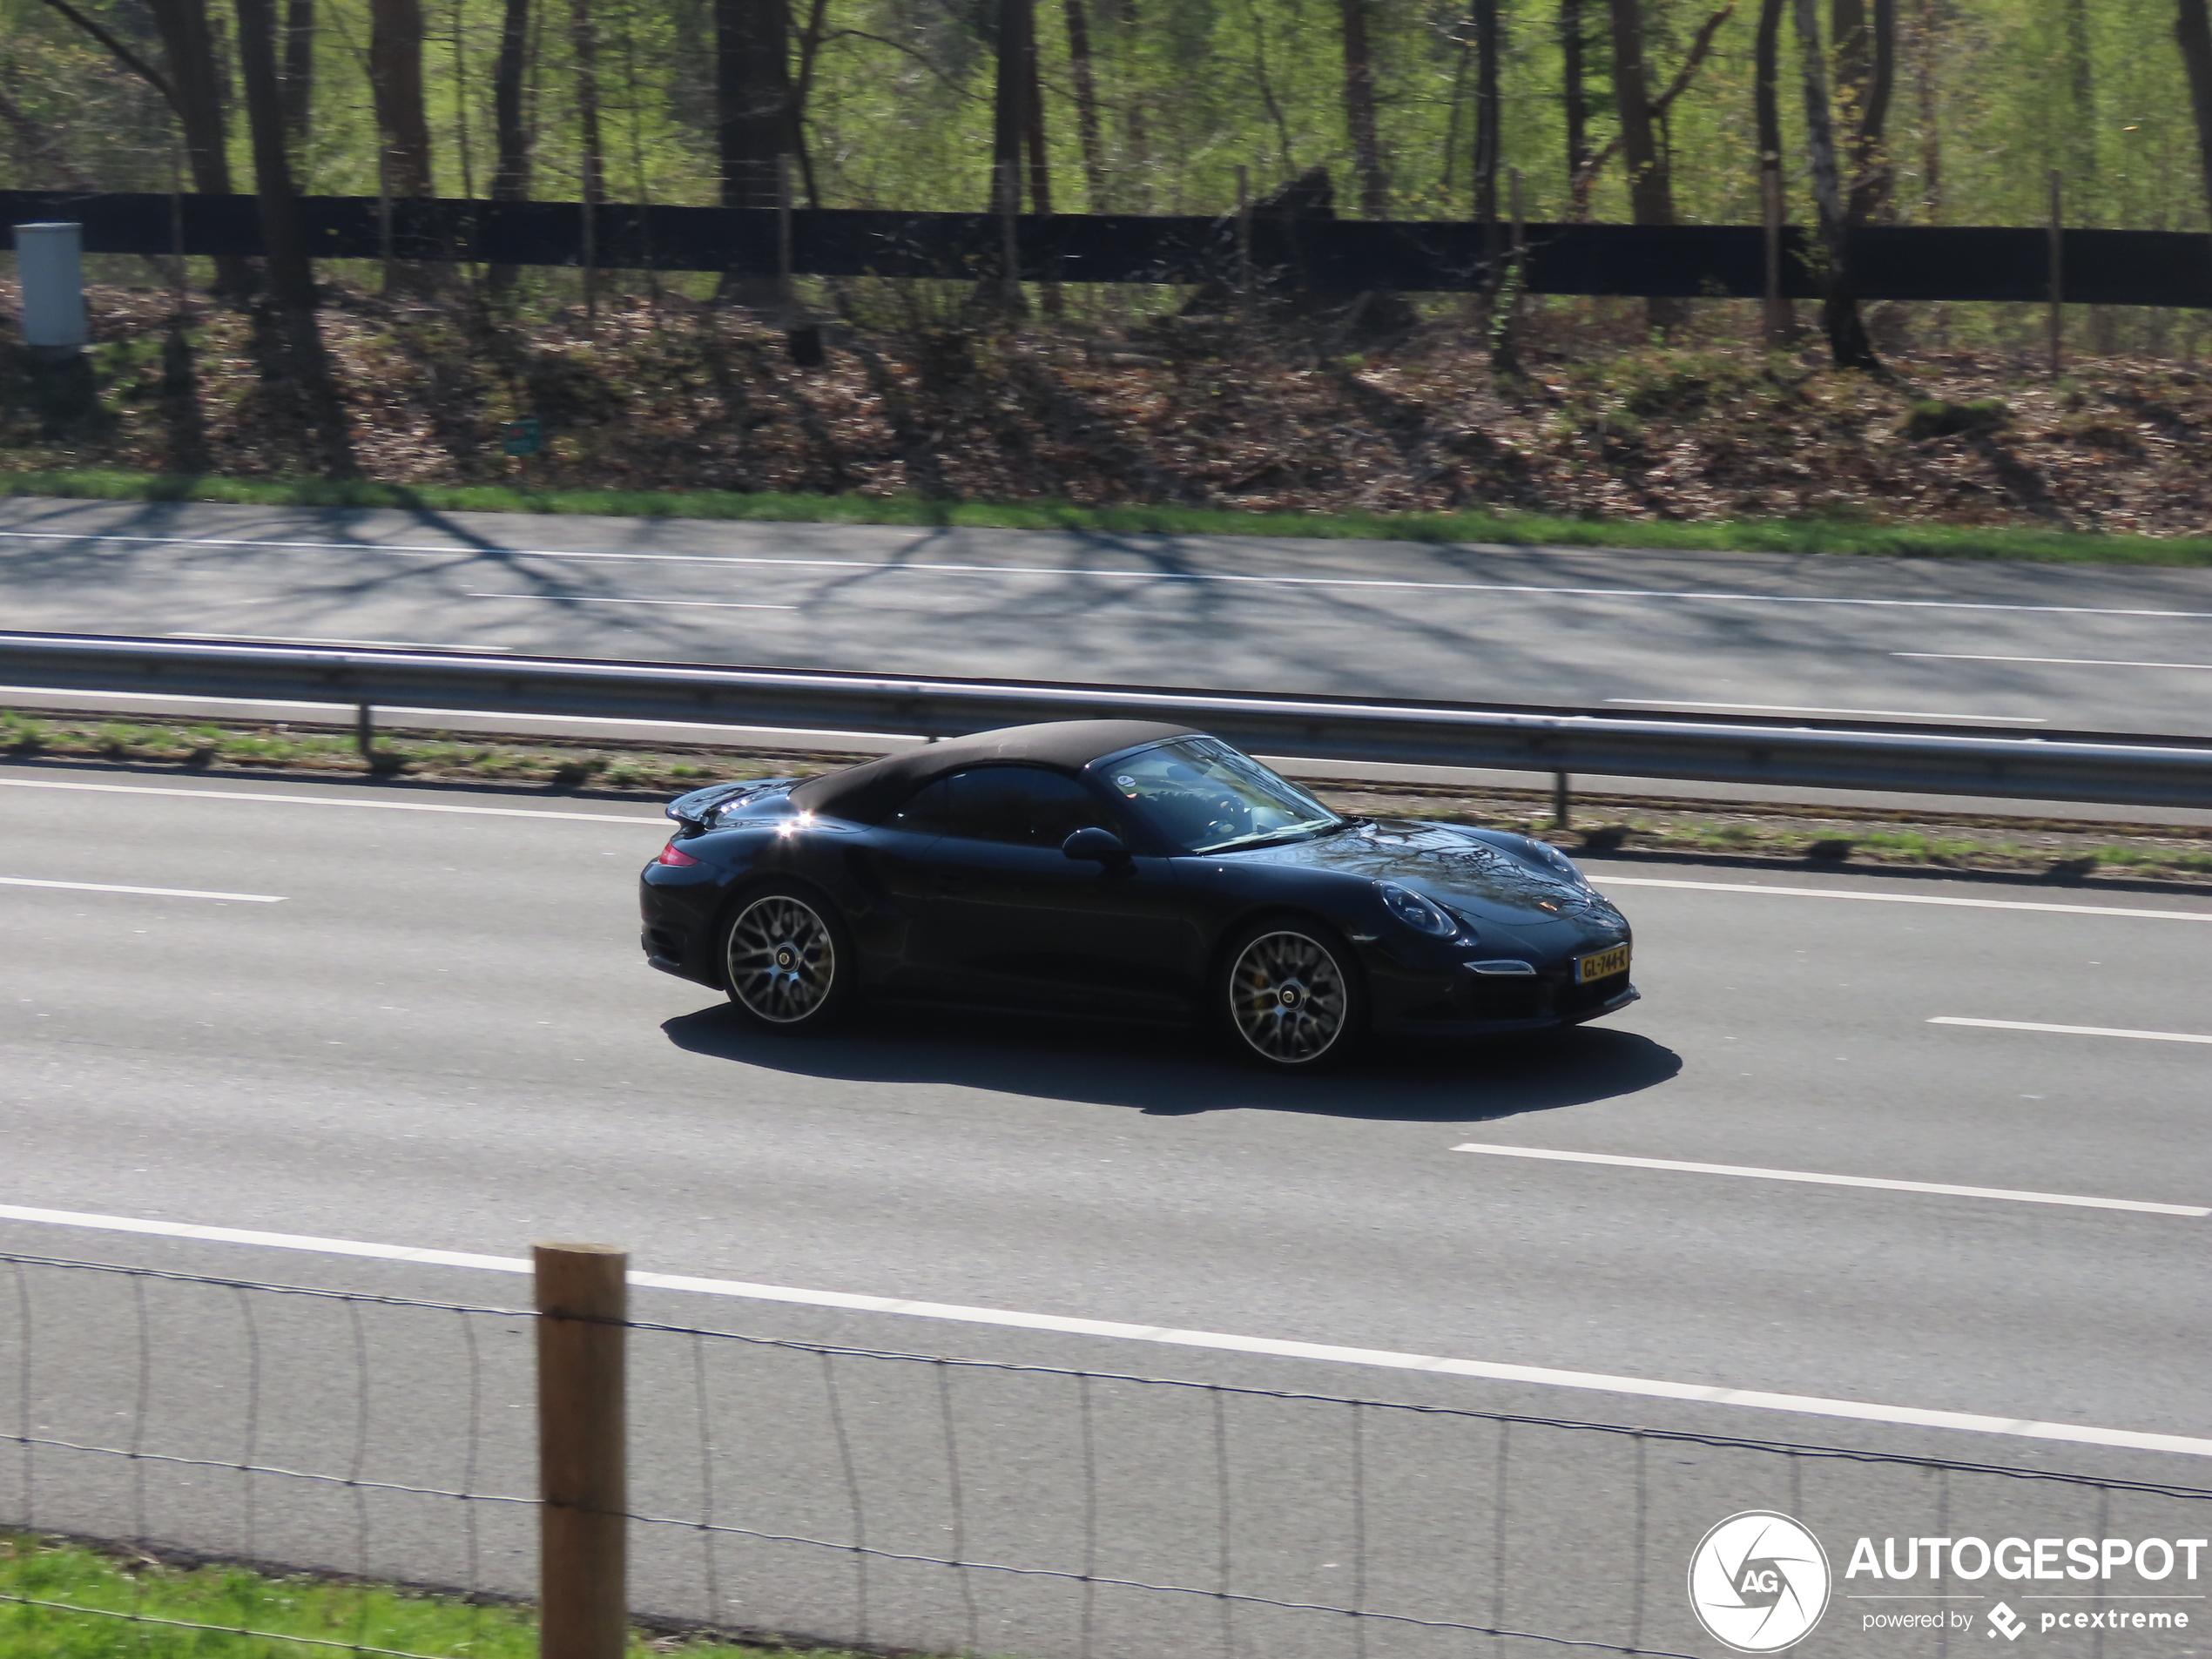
{"left": 934, "top": 873, "right": 968, "bottom": 895}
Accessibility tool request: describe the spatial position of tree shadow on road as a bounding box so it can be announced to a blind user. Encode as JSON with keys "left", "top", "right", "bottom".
{"left": 660, "top": 1002, "right": 1682, "bottom": 1123}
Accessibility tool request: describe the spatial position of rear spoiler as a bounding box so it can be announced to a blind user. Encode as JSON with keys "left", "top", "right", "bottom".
{"left": 664, "top": 777, "right": 799, "bottom": 832}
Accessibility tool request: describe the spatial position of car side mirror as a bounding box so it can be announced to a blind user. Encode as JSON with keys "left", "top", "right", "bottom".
{"left": 1062, "top": 826, "right": 1128, "bottom": 862}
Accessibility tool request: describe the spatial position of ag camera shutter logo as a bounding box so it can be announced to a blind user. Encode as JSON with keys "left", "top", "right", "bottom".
{"left": 1688, "top": 1511, "right": 1832, "bottom": 1651}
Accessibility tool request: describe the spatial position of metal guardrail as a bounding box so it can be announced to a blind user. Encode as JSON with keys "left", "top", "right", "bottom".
{"left": 4, "top": 630, "right": 2212, "bottom": 811}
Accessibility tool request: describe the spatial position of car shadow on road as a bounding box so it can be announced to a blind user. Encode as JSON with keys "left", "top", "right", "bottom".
{"left": 660, "top": 1003, "right": 1682, "bottom": 1123}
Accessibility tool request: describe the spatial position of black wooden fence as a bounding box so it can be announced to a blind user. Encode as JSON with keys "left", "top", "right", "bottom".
{"left": 7, "top": 188, "right": 2212, "bottom": 307}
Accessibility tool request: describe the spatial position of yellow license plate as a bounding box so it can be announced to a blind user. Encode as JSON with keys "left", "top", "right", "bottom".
{"left": 1575, "top": 944, "right": 1630, "bottom": 983}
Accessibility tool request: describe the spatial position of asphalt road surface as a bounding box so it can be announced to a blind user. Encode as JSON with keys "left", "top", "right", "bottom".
{"left": 6, "top": 496, "right": 2212, "bottom": 738}
{"left": 2, "top": 765, "right": 2208, "bottom": 1656}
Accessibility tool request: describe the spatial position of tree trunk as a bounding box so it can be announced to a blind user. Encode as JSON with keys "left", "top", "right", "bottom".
{"left": 2181, "top": 0, "right": 2212, "bottom": 232}
{"left": 280, "top": 0, "right": 314, "bottom": 164}
{"left": 1062, "top": 0, "right": 1107, "bottom": 210}
{"left": 488, "top": 0, "right": 531, "bottom": 291}
{"left": 1912, "top": 0, "right": 1940, "bottom": 219}
{"left": 1842, "top": 0, "right": 1895, "bottom": 222}
{"left": 1755, "top": 0, "right": 1797, "bottom": 341}
{"left": 715, "top": 0, "right": 791, "bottom": 210}
{"left": 1023, "top": 16, "right": 1051, "bottom": 214}
{"left": 1338, "top": 0, "right": 1387, "bottom": 217}
{"left": 368, "top": 0, "right": 437, "bottom": 292}
{"left": 1561, "top": 0, "right": 1592, "bottom": 217}
{"left": 233, "top": 0, "right": 354, "bottom": 471}
{"left": 1473, "top": 0, "right": 1501, "bottom": 225}
{"left": 2063, "top": 0, "right": 2094, "bottom": 182}
{"left": 990, "top": 0, "right": 1034, "bottom": 212}
{"left": 368, "top": 0, "right": 435, "bottom": 192}
{"left": 1608, "top": 0, "right": 1681, "bottom": 330}
{"left": 141, "top": 0, "right": 255, "bottom": 294}
{"left": 571, "top": 0, "right": 604, "bottom": 315}
{"left": 1792, "top": 0, "right": 1878, "bottom": 368}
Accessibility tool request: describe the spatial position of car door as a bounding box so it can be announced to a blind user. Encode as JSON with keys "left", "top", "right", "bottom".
{"left": 909, "top": 765, "right": 1204, "bottom": 1015}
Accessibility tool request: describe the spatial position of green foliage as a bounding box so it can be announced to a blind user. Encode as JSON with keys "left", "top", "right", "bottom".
{"left": 1903, "top": 398, "right": 2013, "bottom": 440}
{"left": 1, "top": 1532, "right": 860, "bottom": 1657}
{"left": 0, "top": 0, "right": 2202, "bottom": 235}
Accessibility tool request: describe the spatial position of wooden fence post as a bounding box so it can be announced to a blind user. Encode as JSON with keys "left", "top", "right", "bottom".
{"left": 2047, "top": 169, "right": 2065, "bottom": 377}
{"left": 537, "top": 1242, "right": 628, "bottom": 1659}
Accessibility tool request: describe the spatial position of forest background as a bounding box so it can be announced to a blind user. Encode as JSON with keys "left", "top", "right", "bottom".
{"left": 6, "top": 0, "right": 2212, "bottom": 541}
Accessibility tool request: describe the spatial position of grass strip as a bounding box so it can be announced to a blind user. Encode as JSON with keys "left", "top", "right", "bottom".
{"left": 9, "top": 706, "right": 2210, "bottom": 884}
{"left": 8, "top": 468, "right": 2212, "bottom": 567}
{"left": 1, "top": 1533, "right": 853, "bottom": 1658}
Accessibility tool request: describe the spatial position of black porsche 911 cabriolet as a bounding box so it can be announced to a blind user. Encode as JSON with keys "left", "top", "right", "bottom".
{"left": 639, "top": 719, "right": 1636, "bottom": 1068}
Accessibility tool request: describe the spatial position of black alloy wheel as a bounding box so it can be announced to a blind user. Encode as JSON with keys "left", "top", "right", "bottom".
{"left": 1221, "top": 921, "right": 1362, "bottom": 1069}
{"left": 721, "top": 884, "right": 852, "bottom": 1030}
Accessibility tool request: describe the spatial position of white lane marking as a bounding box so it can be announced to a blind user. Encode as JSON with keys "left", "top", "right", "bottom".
{"left": 0, "top": 777, "right": 660, "bottom": 824}
{"left": 0, "top": 876, "right": 285, "bottom": 903}
{"left": 1603, "top": 698, "right": 2047, "bottom": 724}
{"left": 167, "top": 632, "right": 516, "bottom": 651}
{"left": 0, "top": 1201, "right": 2205, "bottom": 1459}
{"left": 465, "top": 591, "right": 796, "bottom": 610}
{"left": 1596, "top": 876, "right": 2212, "bottom": 923}
{"left": 1449, "top": 1142, "right": 2207, "bottom": 1217}
{"left": 1897, "top": 652, "right": 2212, "bottom": 671}
{"left": 7, "top": 527, "right": 2212, "bottom": 618}
{"left": 1930, "top": 1016, "right": 2212, "bottom": 1046}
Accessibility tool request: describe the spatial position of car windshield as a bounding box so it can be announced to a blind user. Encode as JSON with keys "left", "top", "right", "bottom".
{"left": 1102, "top": 737, "right": 1342, "bottom": 853}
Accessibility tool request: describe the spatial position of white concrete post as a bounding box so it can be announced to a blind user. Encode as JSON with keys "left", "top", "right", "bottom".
{"left": 14, "top": 222, "right": 89, "bottom": 352}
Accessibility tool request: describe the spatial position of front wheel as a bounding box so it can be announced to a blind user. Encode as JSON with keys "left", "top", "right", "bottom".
{"left": 721, "top": 884, "right": 853, "bottom": 1032}
{"left": 1218, "top": 920, "right": 1363, "bottom": 1069}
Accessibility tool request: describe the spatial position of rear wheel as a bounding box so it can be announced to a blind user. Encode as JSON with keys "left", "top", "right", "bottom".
{"left": 1219, "top": 920, "right": 1362, "bottom": 1069}
{"left": 721, "top": 884, "right": 852, "bottom": 1031}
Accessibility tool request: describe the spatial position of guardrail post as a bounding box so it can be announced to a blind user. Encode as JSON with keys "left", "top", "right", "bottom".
{"left": 1553, "top": 771, "right": 1571, "bottom": 831}
{"left": 536, "top": 1241, "right": 628, "bottom": 1659}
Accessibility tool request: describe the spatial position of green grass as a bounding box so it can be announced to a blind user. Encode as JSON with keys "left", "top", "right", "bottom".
{"left": 8, "top": 468, "right": 2212, "bottom": 566}
{"left": 0, "top": 1533, "right": 854, "bottom": 1658}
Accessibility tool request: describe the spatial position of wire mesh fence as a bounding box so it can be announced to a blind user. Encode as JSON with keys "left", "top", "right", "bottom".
{"left": 4, "top": 1247, "right": 2209, "bottom": 1658}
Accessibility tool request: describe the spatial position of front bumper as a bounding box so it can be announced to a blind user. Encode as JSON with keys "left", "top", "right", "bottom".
{"left": 1368, "top": 957, "right": 1639, "bottom": 1038}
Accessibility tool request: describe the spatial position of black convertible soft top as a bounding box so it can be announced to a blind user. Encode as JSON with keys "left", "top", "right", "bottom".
{"left": 788, "top": 719, "right": 1197, "bottom": 824}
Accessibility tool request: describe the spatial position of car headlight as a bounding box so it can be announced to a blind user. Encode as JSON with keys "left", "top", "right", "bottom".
{"left": 1518, "top": 837, "right": 1589, "bottom": 887}
{"left": 1376, "top": 882, "right": 1459, "bottom": 938}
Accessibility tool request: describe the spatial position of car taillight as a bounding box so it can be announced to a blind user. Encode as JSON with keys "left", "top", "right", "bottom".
{"left": 655, "top": 840, "right": 701, "bottom": 867}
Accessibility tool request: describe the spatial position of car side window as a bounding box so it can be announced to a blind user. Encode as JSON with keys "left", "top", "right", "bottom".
{"left": 888, "top": 775, "right": 960, "bottom": 836}
{"left": 893, "top": 766, "right": 1110, "bottom": 847}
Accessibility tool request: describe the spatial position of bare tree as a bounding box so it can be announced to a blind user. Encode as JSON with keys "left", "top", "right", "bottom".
{"left": 1338, "top": 0, "right": 1387, "bottom": 216}
{"left": 233, "top": 0, "right": 354, "bottom": 471}
{"left": 43, "top": 0, "right": 255, "bottom": 289}
{"left": 1793, "top": 0, "right": 1879, "bottom": 368}
{"left": 2181, "top": 0, "right": 2212, "bottom": 229}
